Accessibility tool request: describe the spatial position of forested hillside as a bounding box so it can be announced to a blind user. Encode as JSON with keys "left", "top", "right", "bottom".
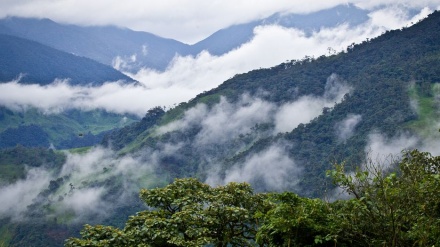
{"left": 66, "top": 149, "right": 440, "bottom": 246}
{"left": 0, "top": 4, "right": 369, "bottom": 72}
{"left": 2, "top": 9, "right": 440, "bottom": 247}
{"left": 104, "top": 11, "right": 440, "bottom": 196}
{"left": 0, "top": 17, "right": 190, "bottom": 72}
{"left": 0, "top": 107, "right": 138, "bottom": 149}
{"left": 0, "top": 34, "right": 134, "bottom": 85}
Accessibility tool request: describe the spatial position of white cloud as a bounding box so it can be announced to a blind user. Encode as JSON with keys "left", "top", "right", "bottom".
{"left": 0, "top": 168, "right": 50, "bottom": 220}
{"left": 274, "top": 74, "right": 351, "bottom": 133}
{"left": 0, "top": 1, "right": 437, "bottom": 43}
{"left": 365, "top": 132, "right": 419, "bottom": 168}
{"left": 194, "top": 95, "right": 275, "bottom": 146}
{"left": 336, "top": 114, "right": 362, "bottom": 141}
{"left": 0, "top": 7, "right": 431, "bottom": 117}
{"left": 206, "top": 144, "right": 302, "bottom": 191}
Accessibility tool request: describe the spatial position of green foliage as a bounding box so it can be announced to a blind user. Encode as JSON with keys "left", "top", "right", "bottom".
{"left": 65, "top": 150, "right": 440, "bottom": 246}
{"left": 0, "top": 34, "right": 133, "bottom": 85}
{"left": 101, "top": 107, "right": 165, "bottom": 151}
{"left": 0, "top": 145, "right": 66, "bottom": 184}
{"left": 327, "top": 149, "right": 440, "bottom": 246}
{"left": 0, "top": 107, "right": 138, "bottom": 149}
{"left": 66, "top": 178, "right": 269, "bottom": 247}
{"left": 256, "top": 192, "right": 332, "bottom": 246}
{"left": 102, "top": 11, "right": 440, "bottom": 198}
{"left": 406, "top": 82, "right": 440, "bottom": 137}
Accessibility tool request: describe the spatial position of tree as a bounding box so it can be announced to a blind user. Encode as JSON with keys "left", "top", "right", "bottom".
{"left": 256, "top": 192, "right": 332, "bottom": 246}
{"left": 327, "top": 149, "right": 440, "bottom": 246}
{"left": 65, "top": 178, "right": 269, "bottom": 247}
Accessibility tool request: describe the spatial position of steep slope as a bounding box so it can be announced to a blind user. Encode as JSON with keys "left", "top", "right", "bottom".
{"left": 0, "top": 17, "right": 190, "bottom": 72}
{"left": 0, "top": 4, "right": 369, "bottom": 73}
{"left": 0, "top": 34, "right": 134, "bottom": 85}
{"left": 190, "top": 4, "right": 369, "bottom": 55}
{"left": 0, "top": 107, "right": 139, "bottom": 149}
{"left": 104, "top": 11, "right": 440, "bottom": 196}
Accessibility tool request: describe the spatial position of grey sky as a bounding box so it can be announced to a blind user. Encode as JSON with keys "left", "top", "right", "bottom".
{"left": 1, "top": 0, "right": 439, "bottom": 43}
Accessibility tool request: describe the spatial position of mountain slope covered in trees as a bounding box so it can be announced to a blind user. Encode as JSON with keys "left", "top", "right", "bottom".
{"left": 0, "top": 4, "right": 370, "bottom": 72}
{"left": 0, "top": 34, "right": 134, "bottom": 85}
{"left": 2, "top": 10, "right": 440, "bottom": 247}
{"left": 104, "top": 10, "right": 440, "bottom": 197}
{"left": 0, "top": 17, "right": 190, "bottom": 72}
{"left": 0, "top": 107, "right": 138, "bottom": 149}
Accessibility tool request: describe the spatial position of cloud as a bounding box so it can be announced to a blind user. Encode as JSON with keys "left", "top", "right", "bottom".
{"left": 0, "top": 80, "right": 198, "bottom": 116}
{"left": 0, "top": 7, "right": 432, "bottom": 117}
{"left": 0, "top": 1, "right": 437, "bottom": 43}
{"left": 206, "top": 144, "right": 302, "bottom": 192}
{"left": 0, "top": 167, "right": 50, "bottom": 220}
{"left": 274, "top": 74, "right": 351, "bottom": 133}
{"left": 194, "top": 95, "right": 275, "bottom": 146}
{"left": 364, "top": 132, "right": 419, "bottom": 171}
{"left": 0, "top": 146, "right": 162, "bottom": 222}
{"left": 336, "top": 114, "right": 362, "bottom": 142}
{"left": 60, "top": 187, "right": 108, "bottom": 220}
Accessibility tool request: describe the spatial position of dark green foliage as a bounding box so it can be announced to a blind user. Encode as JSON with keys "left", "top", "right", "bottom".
{"left": 256, "top": 192, "right": 331, "bottom": 246}
{"left": 66, "top": 150, "right": 440, "bottom": 246}
{"left": 0, "top": 34, "right": 134, "bottom": 85}
{"left": 66, "top": 178, "right": 269, "bottom": 247}
{"left": 0, "top": 107, "right": 138, "bottom": 149}
{"left": 0, "top": 124, "right": 50, "bottom": 148}
{"left": 104, "top": 11, "right": 440, "bottom": 198}
{"left": 0, "top": 145, "right": 66, "bottom": 183}
{"left": 327, "top": 149, "right": 440, "bottom": 246}
{"left": 102, "top": 107, "right": 165, "bottom": 150}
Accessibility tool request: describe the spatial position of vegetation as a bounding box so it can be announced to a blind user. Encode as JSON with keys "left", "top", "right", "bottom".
{"left": 0, "top": 107, "right": 138, "bottom": 149}
{"left": 3, "top": 10, "right": 440, "bottom": 247}
{"left": 66, "top": 149, "right": 440, "bottom": 246}
{"left": 103, "top": 11, "right": 440, "bottom": 197}
{"left": 0, "top": 34, "right": 134, "bottom": 85}
{"left": 0, "top": 145, "right": 66, "bottom": 184}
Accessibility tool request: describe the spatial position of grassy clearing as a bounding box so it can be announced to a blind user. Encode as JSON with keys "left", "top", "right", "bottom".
{"left": 406, "top": 82, "right": 440, "bottom": 138}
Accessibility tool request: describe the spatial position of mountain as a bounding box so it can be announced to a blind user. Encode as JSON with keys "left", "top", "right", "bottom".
{"left": 0, "top": 17, "right": 191, "bottom": 72}
{"left": 1, "top": 9, "right": 440, "bottom": 247}
{"left": 104, "top": 10, "right": 440, "bottom": 197}
{"left": 190, "top": 4, "right": 369, "bottom": 55}
{"left": 0, "top": 34, "right": 134, "bottom": 85}
{"left": 0, "top": 4, "right": 371, "bottom": 73}
{"left": 0, "top": 107, "right": 139, "bottom": 149}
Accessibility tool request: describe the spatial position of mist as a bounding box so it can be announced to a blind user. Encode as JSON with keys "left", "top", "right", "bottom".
{"left": 0, "top": 6, "right": 430, "bottom": 117}
{"left": 336, "top": 114, "right": 362, "bottom": 142}
{"left": 0, "top": 167, "right": 51, "bottom": 220}
{"left": 206, "top": 144, "right": 302, "bottom": 192}
{"left": 0, "top": 146, "right": 163, "bottom": 222}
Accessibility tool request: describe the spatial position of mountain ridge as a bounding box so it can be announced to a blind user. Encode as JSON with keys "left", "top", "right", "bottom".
{"left": 103, "top": 10, "right": 440, "bottom": 196}
{"left": 0, "top": 34, "right": 134, "bottom": 85}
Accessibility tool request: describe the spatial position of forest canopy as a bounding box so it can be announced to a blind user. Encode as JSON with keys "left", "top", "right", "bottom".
{"left": 65, "top": 149, "right": 440, "bottom": 247}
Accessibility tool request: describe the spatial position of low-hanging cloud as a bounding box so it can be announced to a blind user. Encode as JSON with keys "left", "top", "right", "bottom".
{"left": 0, "top": 1, "right": 437, "bottom": 43}
{"left": 0, "top": 7, "right": 431, "bottom": 117}
{"left": 0, "top": 146, "right": 163, "bottom": 222}
{"left": 274, "top": 74, "right": 352, "bottom": 133}
{"left": 206, "top": 144, "right": 302, "bottom": 192}
{"left": 0, "top": 80, "right": 198, "bottom": 116}
{"left": 366, "top": 132, "right": 419, "bottom": 164}
{"left": 336, "top": 114, "right": 362, "bottom": 142}
{"left": 0, "top": 167, "right": 51, "bottom": 220}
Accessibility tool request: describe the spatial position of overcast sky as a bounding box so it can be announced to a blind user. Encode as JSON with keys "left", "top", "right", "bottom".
{"left": 1, "top": 0, "right": 439, "bottom": 43}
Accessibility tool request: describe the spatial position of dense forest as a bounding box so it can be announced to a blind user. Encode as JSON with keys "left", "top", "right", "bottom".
{"left": 0, "top": 107, "right": 138, "bottom": 149}
{"left": 65, "top": 149, "right": 440, "bottom": 246}
{"left": 0, "top": 34, "right": 134, "bottom": 85}
{"left": 1, "top": 9, "right": 440, "bottom": 247}
{"left": 104, "top": 11, "right": 440, "bottom": 196}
